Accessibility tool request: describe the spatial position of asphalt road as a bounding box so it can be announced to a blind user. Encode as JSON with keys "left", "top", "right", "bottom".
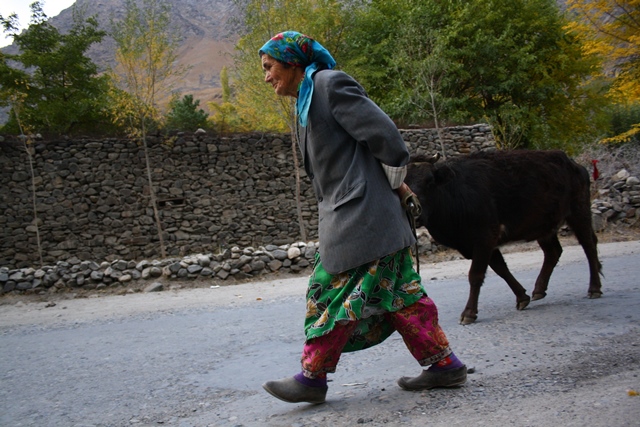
{"left": 1, "top": 241, "right": 639, "bottom": 427}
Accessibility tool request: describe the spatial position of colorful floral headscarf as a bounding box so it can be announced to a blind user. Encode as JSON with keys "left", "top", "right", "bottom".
{"left": 259, "top": 31, "right": 336, "bottom": 126}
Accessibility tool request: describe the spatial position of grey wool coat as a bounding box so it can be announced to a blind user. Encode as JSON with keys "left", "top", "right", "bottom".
{"left": 297, "top": 69, "right": 416, "bottom": 274}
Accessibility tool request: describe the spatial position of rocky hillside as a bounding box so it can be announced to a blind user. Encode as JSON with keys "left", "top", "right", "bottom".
{"left": 3, "top": 0, "right": 241, "bottom": 111}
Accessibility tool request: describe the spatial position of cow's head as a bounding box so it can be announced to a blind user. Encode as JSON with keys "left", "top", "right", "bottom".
{"left": 409, "top": 153, "right": 440, "bottom": 165}
{"left": 406, "top": 153, "right": 440, "bottom": 188}
{"left": 405, "top": 153, "right": 442, "bottom": 226}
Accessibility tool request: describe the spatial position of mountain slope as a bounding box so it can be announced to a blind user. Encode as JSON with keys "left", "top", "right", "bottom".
{"left": 4, "top": 0, "right": 240, "bottom": 112}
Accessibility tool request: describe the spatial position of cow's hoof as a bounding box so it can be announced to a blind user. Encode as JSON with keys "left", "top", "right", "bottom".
{"left": 532, "top": 292, "right": 546, "bottom": 301}
{"left": 588, "top": 291, "right": 603, "bottom": 299}
{"left": 459, "top": 315, "right": 477, "bottom": 325}
{"left": 516, "top": 297, "right": 530, "bottom": 311}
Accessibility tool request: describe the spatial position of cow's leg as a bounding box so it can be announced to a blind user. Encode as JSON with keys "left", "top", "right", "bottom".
{"left": 461, "top": 248, "right": 493, "bottom": 325}
{"left": 488, "top": 249, "right": 531, "bottom": 311}
{"left": 567, "top": 216, "right": 603, "bottom": 298}
{"left": 532, "top": 234, "right": 563, "bottom": 300}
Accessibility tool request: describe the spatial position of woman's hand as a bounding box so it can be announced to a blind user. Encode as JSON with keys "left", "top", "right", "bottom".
{"left": 397, "top": 183, "right": 422, "bottom": 218}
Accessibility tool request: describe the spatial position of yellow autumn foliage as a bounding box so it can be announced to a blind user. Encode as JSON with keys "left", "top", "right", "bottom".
{"left": 566, "top": 0, "right": 640, "bottom": 143}
{"left": 566, "top": 0, "right": 640, "bottom": 104}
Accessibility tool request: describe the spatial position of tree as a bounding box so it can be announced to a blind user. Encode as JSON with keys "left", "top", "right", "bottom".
{"left": 0, "top": 86, "right": 45, "bottom": 267}
{"left": 165, "top": 94, "right": 209, "bottom": 131}
{"left": 566, "top": 0, "right": 640, "bottom": 103}
{"left": 109, "top": 0, "right": 188, "bottom": 259}
{"left": 0, "top": 51, "right": 30, "bottom": 117}
{"left": 565, "top": 0, "right": 640, "bottom": 143}
{"left": 338, "top": 0, "right": 413, "bottom": 117}
{"left": 208, "top": 66, "right": 248, "bottom": 133}
{"left": 439, "top": 0, "right": 606, "bottom": 150}
{"left": 0, "top": 1, "right": 111, "bottom": 135}
{"left": 343, "top": 0, "right": 608, "bottom": 151}
{"left": 389, "top": 22, "right": 452, "bottom": 156}
{"left": 109, "top": 0, "right": 186, "bottom": 126}
{"left": 0, "top": 51, "right": 44, "bottom": 266}
{"left": 1, "top": 1, "right": 110, "bottom": 265}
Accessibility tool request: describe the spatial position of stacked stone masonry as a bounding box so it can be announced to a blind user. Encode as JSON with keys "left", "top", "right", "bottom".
{"left": 591, "top": 169, "right": 640, "bottom": 231}
{"left": 0, "top": 125, "right": 493, "bottom": 270}
{"left": 2, "top": 125, "right": 636, "bottom": 294}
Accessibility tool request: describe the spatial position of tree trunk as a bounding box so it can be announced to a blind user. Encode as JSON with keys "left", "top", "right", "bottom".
{"left": 24, "top": 140, "right": 44, "bottom": 267}
{"left": 430, "top": 78, "right": 447, "bottom": 160}
{"left": 141, "top": 118, "right": 167, "bottom": 258}
{"left": 291, "top": 134, "right": 307, "bottom": 242}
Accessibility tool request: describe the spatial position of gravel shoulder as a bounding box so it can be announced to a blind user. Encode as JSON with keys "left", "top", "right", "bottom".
{"left": 1, "top": 235, "right": 639, "bottom": 330}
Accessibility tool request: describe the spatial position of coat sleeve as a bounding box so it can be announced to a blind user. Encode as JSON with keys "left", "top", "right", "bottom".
{"left": 314, "top": 71, "right": 410, "bottom": 170}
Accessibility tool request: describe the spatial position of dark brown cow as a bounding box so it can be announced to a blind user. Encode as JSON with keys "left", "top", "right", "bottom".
{"left": 405, "top": 150, "right": 603, "bottom": 324}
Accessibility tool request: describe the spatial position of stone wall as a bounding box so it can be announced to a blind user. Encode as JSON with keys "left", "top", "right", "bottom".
{"left": 0, "top": 124, "right": 494, "bottom": 270}
{"left": 591, "top": 169, "right": 640, "bottom": 230}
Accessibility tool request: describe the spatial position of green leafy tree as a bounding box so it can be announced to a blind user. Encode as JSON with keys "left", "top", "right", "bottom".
{"left": 109, "top": 0, "right": 188, "bottom": 259}
{"left": 609, "top": 104, "right": 640, "bottom": 141}
{"left": 343, "top": 0, "right": 608, "bottom": 151}
{"left": 0, "top": 52, "right": 30, "bottom": 117}
{"left": 165, "top": 94, "right": 209, "bottom": 131}
{"left": 442, "top": 0, "right": 604, "bottom": 150}
{"left": 338, "top": 0, "right": 411, "bottom": 115}
{"left": 387, "top": 21, "right": 453, "bottom": 156}
{"left": 0, "top": 1, "right": 112, "bottom": 135}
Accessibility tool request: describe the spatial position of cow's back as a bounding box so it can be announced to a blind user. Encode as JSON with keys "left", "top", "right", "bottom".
{"left": 472, "top": 150, "right": 590, "bottom": 242}
{"left": 413, "top": 150, "right": 592, "bottom": 253}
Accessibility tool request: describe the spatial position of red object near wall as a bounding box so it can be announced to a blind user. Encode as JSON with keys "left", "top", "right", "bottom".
{"left": 591, "top": 159, "right": 599, "bottom": 181}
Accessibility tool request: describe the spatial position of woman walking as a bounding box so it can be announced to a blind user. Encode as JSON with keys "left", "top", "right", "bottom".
{"left": 259, "top": 31, "right": 467, "bottom": 404}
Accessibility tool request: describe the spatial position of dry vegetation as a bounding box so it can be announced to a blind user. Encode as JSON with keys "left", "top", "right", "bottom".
{"left": 575, "top": 143, "right": 640, "bottom": 186}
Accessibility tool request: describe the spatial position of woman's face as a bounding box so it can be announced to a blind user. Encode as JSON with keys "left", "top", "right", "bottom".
{"left": 261, "top": 54, "right": 304, "bottom": 98}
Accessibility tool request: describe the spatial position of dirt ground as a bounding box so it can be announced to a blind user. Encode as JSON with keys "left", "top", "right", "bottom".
{"left": 2, "top": 223, "right": 640, "bottom": 306}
